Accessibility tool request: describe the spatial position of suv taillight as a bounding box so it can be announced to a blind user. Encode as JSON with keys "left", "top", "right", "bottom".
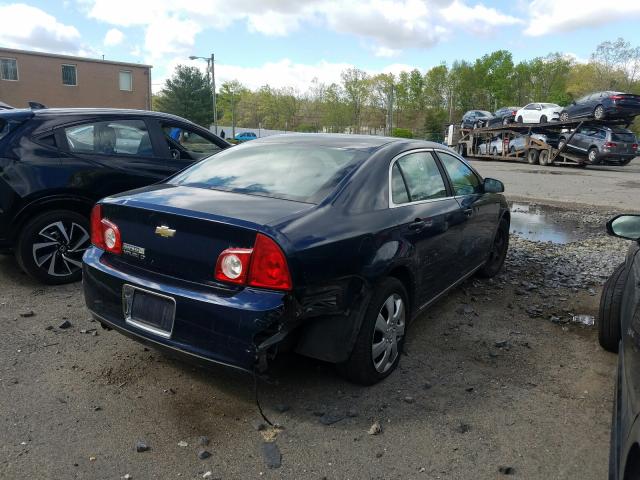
{"left": 215, "top": 234, "right": 292, "bottom": 291}
{"left": 633, "top": 144, "right": 638, "bottom": 150}
{"left": 90, "top": 204, "right": 122, "bottom": 254}
{"left": 604, "top": 141, "right": 617, "bottom": 148}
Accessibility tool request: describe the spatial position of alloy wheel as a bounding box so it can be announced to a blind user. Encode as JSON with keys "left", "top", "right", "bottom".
{"left": 371, "top": 294, "right": 405, "bottom": 373}
{"left": 32, "top": 221, "right": 90, "bottom": 277}
{"left": 594, "top": 105, "right": 604, "bottom": 120}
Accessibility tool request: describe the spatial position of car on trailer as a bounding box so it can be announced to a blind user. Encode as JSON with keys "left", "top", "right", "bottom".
{"left": 559, "top": 91, "right": 640, "bottom": 122}
{"left": 515, "top": 103, "right": 562, "bottom": 124}
{"left": 478, "top": 106, "right": 520, "bottom": 128}
{"left": 597, "top": 214, "right": 640, "bottom": 479}
{"left": 0, "top": 107, "right": 229, "bottom": 284}
{"left": 460, "top": 110, "right": 492, "bottom": 129}
{"left": 558, "top": 125, "right": 637, "bottom": 165}
{"left": 83, "top": 134, "right": 511, "bottom": 385}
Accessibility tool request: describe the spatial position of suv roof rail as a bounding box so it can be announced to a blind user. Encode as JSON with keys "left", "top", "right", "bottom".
{"left": 28, "top": 101, "right": 46, "bottom": 110}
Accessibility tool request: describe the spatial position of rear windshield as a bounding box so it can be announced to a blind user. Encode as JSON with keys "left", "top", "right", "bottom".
{"left": 0, "top": 118, "right": 20, "bottom": 141}
{"left": 170, "top": 143, "right": 369, "bottom": 203}
{"left": 611, "top": 132, "right": 636, "bottom": 142}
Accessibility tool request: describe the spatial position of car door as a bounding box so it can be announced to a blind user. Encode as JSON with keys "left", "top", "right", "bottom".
{"left": 522, "top": 104, "right": 535, "bottom": 122}
{"left": 436, "top": 150, "right": 498, "bottom": 275}
{"left": 389, "top": 150, "right": 464, "bottom": 301}
{"left": 58, "top": 117, "right": 176, "bottom": 200}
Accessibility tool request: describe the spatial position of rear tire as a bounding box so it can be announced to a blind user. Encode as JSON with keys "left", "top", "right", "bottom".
{"left": 339, "top": 278, "right": 408, "bottom": 385}
{"left": 15, "top": 210, "right": 90, "bottom": 285}
{"left": 477, "top": 218, "right": 509, "bottom": 278}
{"left": 594, "top": 104, "right": 605, "bottom": 120}
{"left": 598, "top": 263, "right": 627, "bottom": 352}
{"left": 526, "top": 149, "right": 539, "bottom": 165}
{"left": 517, "top": 116, "right": 523, "bottom": 123}
{"left": 540, "top": 115, "right": 547, "bottom": 123}
{"left": 539, "top": 149, "right": 551, "bottom": 166}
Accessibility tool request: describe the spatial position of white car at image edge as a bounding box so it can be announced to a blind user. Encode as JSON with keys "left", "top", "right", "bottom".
{"left": 515, "top": 103, "right": 562, "bottom": 124}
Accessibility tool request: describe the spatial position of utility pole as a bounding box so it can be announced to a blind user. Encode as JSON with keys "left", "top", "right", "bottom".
{"left": 210, "top": 53, "right": 217, "bottom": 136}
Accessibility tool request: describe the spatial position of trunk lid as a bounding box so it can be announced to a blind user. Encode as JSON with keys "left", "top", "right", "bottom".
{"left": 101, "top": 184, "right": 312, "bottom": 283}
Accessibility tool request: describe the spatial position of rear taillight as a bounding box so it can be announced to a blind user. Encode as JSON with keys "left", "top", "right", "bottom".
{"left": 633, "top": 144, "right": 638, "bottom": 150}
{"left": 604, "top": 142, "right": 617, "bottom": 148}
{"left": 215, "top": 248, "right": 252, "bottom": 285}
{"left": 214, "top": 233, "right": 292, "bottom": 291}
{"left": 90, "top": 204, "right": 122, "bottom": 254}
{"left": 511, "top": 111, "right": 516, "bottom": 115}
{"left": 610, "top": 95, "right": 623, "bottom": 101}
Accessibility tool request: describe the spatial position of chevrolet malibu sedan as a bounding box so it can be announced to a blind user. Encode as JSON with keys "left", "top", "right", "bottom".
{"left": 83, "top": 134, "right": 510, "bottom": 385}
{"left": 598, "top": 214, "right": 640, "bottom": 478}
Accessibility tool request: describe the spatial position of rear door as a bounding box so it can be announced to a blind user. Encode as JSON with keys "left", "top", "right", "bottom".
{"left": 389, "top": 150, "right": 463, "bottom": 301}
{"left": 58, "top": 117, "right": 175, "bottom": 200}
{"left": 436, "top": 150, "right": 498, "bottom": 275}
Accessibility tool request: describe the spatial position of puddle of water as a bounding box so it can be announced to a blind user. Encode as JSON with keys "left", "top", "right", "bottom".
{"left": 509, "top": 202, "right": 597, "bottom": 244}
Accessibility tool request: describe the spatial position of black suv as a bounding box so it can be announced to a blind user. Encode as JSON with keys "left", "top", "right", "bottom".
{"left": 0, "top": 108, "right": 228, "bottom": 284}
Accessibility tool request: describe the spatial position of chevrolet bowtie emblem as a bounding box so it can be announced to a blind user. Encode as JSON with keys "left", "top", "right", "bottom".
{"left": 155, "top": 225, "right": 176, "bottom": 238}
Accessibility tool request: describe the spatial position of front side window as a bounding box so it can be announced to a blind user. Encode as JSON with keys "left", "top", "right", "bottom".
{"left": 0, "top": 58, "right": 18, "bottom": 80}
{"left": 161, "top": 124, "right": 222, "bottom": 160}
{"left": 64, "top": 119, "right": 153, "bottom": 156}
{"left": 524, "top": 104, "right": 535, "bottom": 110}
{"left": 393, "top": 151, "right": 447, "bottom": 204}
{"left": 170, "top": 144, "right": 367, "bottom": 204}
{"left": 62, "top": 64, "right": 77, "bottom": 86}
{"left": 119, "top": 70, "right": 132, "bottom": 91}
{"left": 438, "top": 152, "right": 482, "bottom": 196}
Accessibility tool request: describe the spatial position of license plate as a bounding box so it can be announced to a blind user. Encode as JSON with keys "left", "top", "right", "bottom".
{"left": 123, "top": 285, "right": 175, "bottom": 338}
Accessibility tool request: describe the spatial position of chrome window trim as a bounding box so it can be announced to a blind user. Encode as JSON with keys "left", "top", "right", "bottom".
{"left": 122, "top": 284, "right": 176, "bottom": 339}
{"left": 388, "top": 148, "right": 455, "bottom": 209}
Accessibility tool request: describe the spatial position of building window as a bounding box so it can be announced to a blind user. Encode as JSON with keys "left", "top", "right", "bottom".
{"left": 119, "top": 70, "right": 132, "bottom": 91}
{"left": 62, "top": 64, "right": 77, "bottom": 86}
{"left": 0, "top": 58, "right": 18, "bottom": 81}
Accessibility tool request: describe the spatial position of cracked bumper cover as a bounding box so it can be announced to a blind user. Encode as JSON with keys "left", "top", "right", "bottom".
{"left": 82, "top": 248, "right": 294, "bottom": 372}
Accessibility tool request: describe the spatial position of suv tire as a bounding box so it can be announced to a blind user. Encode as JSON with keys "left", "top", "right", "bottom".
{"left": 15, "top": 210, "right": 90, "bottom": 285}
{"left": 588, "top": 147, "right": 601, "bottom": 165}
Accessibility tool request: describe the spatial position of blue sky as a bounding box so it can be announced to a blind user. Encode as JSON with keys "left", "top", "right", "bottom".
{"left": 1, "top": 1, "right": 639, "bottom": 92}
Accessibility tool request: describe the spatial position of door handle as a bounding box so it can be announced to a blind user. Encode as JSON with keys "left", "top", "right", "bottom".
{"left": 463, "top": 208, "right": 473, "bottom": 217}
{"left": 409, "top": 219, "right": 426, "bottom": 230}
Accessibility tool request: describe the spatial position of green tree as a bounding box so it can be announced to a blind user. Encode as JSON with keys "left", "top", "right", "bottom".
{"left": 341, "top": 68, "right": 370, "bottom": 132}
{"left": 218, "top": 80, "right": 248, "bottom": 137}
{"left": 154, "top": 65, "right": 213, "bottom": 127}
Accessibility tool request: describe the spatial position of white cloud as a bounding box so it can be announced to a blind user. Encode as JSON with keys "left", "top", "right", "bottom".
{"left": 0, "top": 3, "right": 81, "bottom": 53}
{"left": 103, "top": 28, "right": 124, "bottom": 46}
{"left": 374, "top": 46, "right": 402, "bottom": 58}
{"left": 441, "top": 1, "right": 523, "bottom": 32}
{"left": 524, "top": 0, "right": 640, "bottom": 36}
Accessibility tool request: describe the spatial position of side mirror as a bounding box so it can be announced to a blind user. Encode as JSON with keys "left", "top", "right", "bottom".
{"left": 483, "top": 177, "right": 504, "bottom": 193}
{"left": 607, "top": 214, "right": 640, "bottom": 241}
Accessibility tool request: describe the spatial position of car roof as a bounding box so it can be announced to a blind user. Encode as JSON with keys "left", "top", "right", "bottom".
{"left": 0, "top": 107, "right": 202, "bottom": 125}
{"left": 246, "top": 133, "right": 443, "bottom": 151}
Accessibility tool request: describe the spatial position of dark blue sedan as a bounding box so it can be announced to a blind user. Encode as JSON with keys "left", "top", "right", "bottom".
{"left": 599, "top": 214, "right": 640, "bottom": 478}
{"left": 82, "top": 134, "right": 510, "bottom": 384}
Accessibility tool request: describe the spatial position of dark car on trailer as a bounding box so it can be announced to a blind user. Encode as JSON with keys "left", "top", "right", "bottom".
{"left": 559, "top": 91, "right": 640, "bottom": 123}
{"left": 558, "top": 125, "right": 637, "bottom": 165}
{"left": 83, "top": 134, "right": 510, "bottom": 385}
{"left": 0, "top": 107, "right": 228, "bottom": 284}
{"left": 478, "top": 106, "right": 521, "bottom": 128}
{"left": 460, "top": 110, "right": 492, "bottom": 129}
{"left": 598, "top": 214, "right": 640, "bottom": 479}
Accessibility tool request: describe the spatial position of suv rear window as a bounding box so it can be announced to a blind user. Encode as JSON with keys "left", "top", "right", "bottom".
{"left": 170, "top": 144, "right": 368, "bottom": 203}
{"left": 611, "top": 132, "right": 636, "bottom": 142}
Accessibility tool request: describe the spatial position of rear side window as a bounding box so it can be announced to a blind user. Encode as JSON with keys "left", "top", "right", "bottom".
{"left": 438, "top": 152, "right": 481, "bottom": 196}
{"left": 64, "top": 120, "right": 153, "bottom": 156}
{"left": 391, "top": 164, "right": 410, "bottom": 204}
{"left": 170, "top": 144, "right": 367, "bottom": 204}
{"left": 393, "top": 151, "right": 447, "bottom": 204}
{"left": 0, "top": 118, "right": 22, "bottom": 141}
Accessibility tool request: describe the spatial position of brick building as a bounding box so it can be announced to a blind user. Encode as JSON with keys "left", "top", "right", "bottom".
{"left": 0, "top": 48, "right": 152, "bottom": 110}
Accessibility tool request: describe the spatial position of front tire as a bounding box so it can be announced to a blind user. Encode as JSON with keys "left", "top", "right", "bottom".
{"left": 588, "top": 147, "right": 601, "bottom": 164}
{"left": 526, "top": 149, "right": 539, "bottom": 165}
{"left": 477, "top": 218, "right": 509, "bottom": 278}
{"left": 340, "top": 278, "right": 408, "bottom": 385}
{"left": 517, "top": 116, "right": 523, "bottom": 123}
{"left": 15, "top": 210, "right": 90, "bottom": 284}
{"left": 598, "top": 263, "right": 627, "bottom": 352}
{"left": 540, "top": 115, "right": 547, "bottom": 123}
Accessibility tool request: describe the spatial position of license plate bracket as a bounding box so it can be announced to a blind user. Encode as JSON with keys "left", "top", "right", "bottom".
{"left": 123, "top": 284, "right": 175, "bottom": 338}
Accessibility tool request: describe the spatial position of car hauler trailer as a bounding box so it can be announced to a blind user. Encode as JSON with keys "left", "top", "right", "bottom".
{"left": 446, "top": 118, "right": 635, "bottom": 167}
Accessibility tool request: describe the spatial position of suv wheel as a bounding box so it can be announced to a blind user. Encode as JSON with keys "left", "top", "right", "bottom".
{"left": 588, "top": 147, "right": 601, "bottom": 164}
{"left": 339, "top": 278, "right": 408, "bottom": 385}
{"left": 16, "top": 210, "right": 90, "bottom": 284}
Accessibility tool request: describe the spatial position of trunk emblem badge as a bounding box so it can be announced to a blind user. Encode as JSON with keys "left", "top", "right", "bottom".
{"left": 155, "top": 225, "right": 176, "bottom": 238}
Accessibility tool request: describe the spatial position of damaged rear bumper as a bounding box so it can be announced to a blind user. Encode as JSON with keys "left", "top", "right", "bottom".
{"left": 82, "top": 248, "right": 293, "bottom": 372}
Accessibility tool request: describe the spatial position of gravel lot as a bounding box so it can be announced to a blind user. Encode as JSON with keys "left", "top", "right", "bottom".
{"left": 1, "top": 158, "right": 636, "bottom": 479}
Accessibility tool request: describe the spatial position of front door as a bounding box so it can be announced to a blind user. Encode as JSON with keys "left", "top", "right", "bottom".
{"left": 436, "top": 150, "right": 499, "bottom": 275}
